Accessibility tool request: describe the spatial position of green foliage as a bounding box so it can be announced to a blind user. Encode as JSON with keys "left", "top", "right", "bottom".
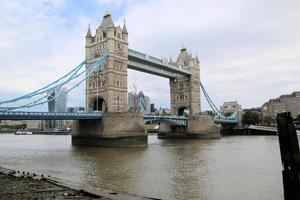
{"left": 242, "top": 111, "right": 259, "bottom": 125}
{"left": 0, "top": 123, "right": 27, "bottom": 130}
{"left": 262, "top": 116, "right": 275, "bottom": 126}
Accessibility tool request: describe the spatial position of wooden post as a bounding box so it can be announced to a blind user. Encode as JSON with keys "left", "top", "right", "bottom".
{"left": 276, "top": 112, "right": 300, "bottom": 200}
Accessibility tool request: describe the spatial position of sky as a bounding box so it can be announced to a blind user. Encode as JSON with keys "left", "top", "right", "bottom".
{"left": 0, "top": 0, "right": 299, "bottom": 111}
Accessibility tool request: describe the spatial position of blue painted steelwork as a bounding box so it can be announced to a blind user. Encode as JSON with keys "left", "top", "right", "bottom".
{"left": 200, "top": 82, "right": 238, "bottom": 123}
{"left": 144, "top": 115, "right": 187, "bottom": 126}
{"left": 0, "top": 51, "right": 109, "bottom": 111}
{"left": 0, "top": 111, "right": 187, "bottom": 127}
{"left": 0, "top": 111, "right": 102, "bottom": 120}
{"left": 128, "top": 49, "right": 192, "bottom": 78}
{"left": 0, "top": 46, "right": 238, "bottom": 124}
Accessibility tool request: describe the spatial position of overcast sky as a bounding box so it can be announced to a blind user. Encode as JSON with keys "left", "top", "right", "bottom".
{"left": 0, "top": 0, "right": 299, "bottom": 111}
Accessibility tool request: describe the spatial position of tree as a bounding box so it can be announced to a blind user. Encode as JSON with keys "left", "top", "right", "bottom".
{"left": 262, "top": 116, "right": 275, "bottom": 126}
{"left": 242, "top": 111, "right": 259, "bottom": 125}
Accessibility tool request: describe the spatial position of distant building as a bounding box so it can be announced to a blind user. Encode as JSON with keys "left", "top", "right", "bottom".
{"left": 150, "top": 103, "right": 156, "bottom": 113}
{"left": 67, "top": 107, "right": 85, "bottom": 113}
{"left": 138, "top": 91, "right": 150, "bottom": 114}
{"left": 262, "top": 91, "right": 300, "bottom": 119}
{"left": 128, "top": 91, "right": 138, "bottom": 111}
{"left": 128, "top": 91, "right": 151, "bottom": 114}
{"left": 157, "top": 107, "right": 171, "bottom": 115}
{"left": 26, "top": 120, "right": 42, "bottom": 130}
{"left": 48, "top": 88, "right": 68, "bottom": 113}
{"left": 0, "top": 120, "right": 27, "bottom": 129}
{"left": 220, "top": 101, "right": 242, "bottom": 116}
{"left": 46, "top": 87, "right": 68, "bottom": 129}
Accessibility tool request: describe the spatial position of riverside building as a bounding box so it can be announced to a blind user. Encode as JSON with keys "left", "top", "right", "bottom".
{"left": 262, "top": 91, "right": 300, "bottom": 119}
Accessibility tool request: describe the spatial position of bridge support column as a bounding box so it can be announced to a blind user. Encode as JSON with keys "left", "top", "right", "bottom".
{"left": 72, "top": 112, "right": 147, "bottom": 147}
{"left": 158, "top": 117, "right": 220, "bottom": 139}
{"left": 157, "top": 122, "right": 187, "bottom": 139}
{"left": 187, "top": 117, "right": 220, "bottom": 139}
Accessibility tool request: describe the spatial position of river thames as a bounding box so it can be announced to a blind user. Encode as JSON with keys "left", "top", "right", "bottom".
{"left": 0, "top": 134, "right": 283, "bottom": 200}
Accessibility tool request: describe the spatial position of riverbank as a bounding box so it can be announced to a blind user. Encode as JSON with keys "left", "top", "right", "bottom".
{"left": 0, "top": 166, "right": 157, "bottom": 200}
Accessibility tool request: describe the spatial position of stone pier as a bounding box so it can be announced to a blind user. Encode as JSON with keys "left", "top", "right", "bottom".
{"left": 158, "top": 116, "right": 220, "bottom": 139}
{"left": 72, "top": 112, "right": 147, "bottom": 147}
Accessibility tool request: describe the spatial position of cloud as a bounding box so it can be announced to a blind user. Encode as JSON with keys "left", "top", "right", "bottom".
{"left": 0, "top": 0, "right": 299, "bottom": 111}
{"left": 120, "top": 0, "right": 300, "bottom": 109}
{"left": 0, "top": 1, "right": 89, "bottom": 103}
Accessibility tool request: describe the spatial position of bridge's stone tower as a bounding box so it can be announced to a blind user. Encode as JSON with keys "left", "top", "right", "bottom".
{"left": 170, "top": 47, "right": 201, "bottom": 116}
{"left": 85, "top": 12, "right": 128, "bottom": 112}
{"left": 72, "top": 12, "right": 147, "bottom": 147}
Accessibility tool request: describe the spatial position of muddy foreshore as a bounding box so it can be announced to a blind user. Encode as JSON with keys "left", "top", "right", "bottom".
{"left": 0, "top": 166, "right": 159, "bottom": 200}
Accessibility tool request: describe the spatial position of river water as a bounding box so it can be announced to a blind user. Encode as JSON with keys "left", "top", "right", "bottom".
{"left": 0, "top": 134, "right": 283, "bottom": 200}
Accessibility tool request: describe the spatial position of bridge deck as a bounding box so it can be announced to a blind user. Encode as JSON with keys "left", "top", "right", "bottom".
{"left": 0, "top": 112, "right": 187, "bottom": 126}
{"left": 0, "top": 111, "right": 102, "bottom": 120}
{"left": 0, "top": 111, "right": 237, "bottom": 125}
{"left": 128, "top": 49, "right": 192, "bottom": 78}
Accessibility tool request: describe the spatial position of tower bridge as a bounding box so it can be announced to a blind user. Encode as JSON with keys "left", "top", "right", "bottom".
{"left": 0, "top": 12, "right": 239, "bottom": 146}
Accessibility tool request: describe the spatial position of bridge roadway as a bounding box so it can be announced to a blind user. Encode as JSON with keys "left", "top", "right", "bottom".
{"left": 0, "top": 111, "right": 188, "bottom": 126}
{"left": 128, "top": 48, "right": 192, "bottom": 78}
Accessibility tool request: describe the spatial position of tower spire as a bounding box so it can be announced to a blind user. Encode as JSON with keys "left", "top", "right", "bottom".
{"left": 86, "top": 24, "right": 92, "bottom": 38}
{"left": 122, "top": 19, "right": 128, "bottom": 35}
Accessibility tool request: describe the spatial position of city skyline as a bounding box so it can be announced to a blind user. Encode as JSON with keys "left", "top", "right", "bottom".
{"left": 0, "top": 0, "right": 299, "bottom": 111}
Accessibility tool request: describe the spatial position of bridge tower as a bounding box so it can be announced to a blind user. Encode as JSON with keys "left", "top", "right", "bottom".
{"left": 73, "top": 12, "right": 146, "bottom": 147}
{"left": 170, "top": 46, "right": 201, "bottom": 116}
{"left": 85, "top": 11, "right": 128, "bottom": 112}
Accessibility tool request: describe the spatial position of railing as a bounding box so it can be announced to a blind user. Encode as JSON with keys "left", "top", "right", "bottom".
{"left": 144, "top": 115, "right": 187, "bottom": 126}
{"left": 0, "top": 111, "right": 102, "bottom": 120}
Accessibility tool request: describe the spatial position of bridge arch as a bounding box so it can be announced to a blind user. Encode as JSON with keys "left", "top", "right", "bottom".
{"left": 92, "top": 97, "right": 106, "bottom": 112}
{"left": 178, "top": 107, "right": 189, "bottom": 116}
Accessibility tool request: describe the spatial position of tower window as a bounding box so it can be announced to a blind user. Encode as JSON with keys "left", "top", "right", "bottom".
{"left": 180, "top": 83, "right": 183, "bottom": 90}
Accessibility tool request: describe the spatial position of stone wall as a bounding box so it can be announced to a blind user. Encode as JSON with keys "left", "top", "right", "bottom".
{"left": 157, "top": 117, "right": 220, "bottom": 139}
{"left": 187, "top": 117, "right": 220, "bottom": 139}
{"left": 72, "top": 112, "right": 147, "bottom": 147}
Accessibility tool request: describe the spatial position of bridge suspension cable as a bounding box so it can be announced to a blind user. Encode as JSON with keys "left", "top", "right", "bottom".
{"left": 0, "top": 51, "right": 109, "bottom": 111}
{"left": 200, "top": 82, "right": 237, "bottom": 121}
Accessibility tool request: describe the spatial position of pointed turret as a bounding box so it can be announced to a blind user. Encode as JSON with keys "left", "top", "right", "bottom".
{"left": 85, "top": 24, "right": 93, "bottom": 60}
{"left": 101, "top": 11, "right": 115, "bottom": 29}
{"left": 85, "top": 24, "right": 92, "bottom": 38}
{"left": 196, "top": 53, "right": 200, "bottom": 63}
{"left": 122, "top": 20, "right": 128, "bottom": 42}
{"left": 176, "top": 45, "right": 190, "bottom": 65}
{"left": 85, "top": 24, "right": 93, "bottom": 49}
{"left": 86, "top": 24, "right": 92, "bottom": 38}
{"left": 122, "top": 20, "right": 128, "bottom": 35}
